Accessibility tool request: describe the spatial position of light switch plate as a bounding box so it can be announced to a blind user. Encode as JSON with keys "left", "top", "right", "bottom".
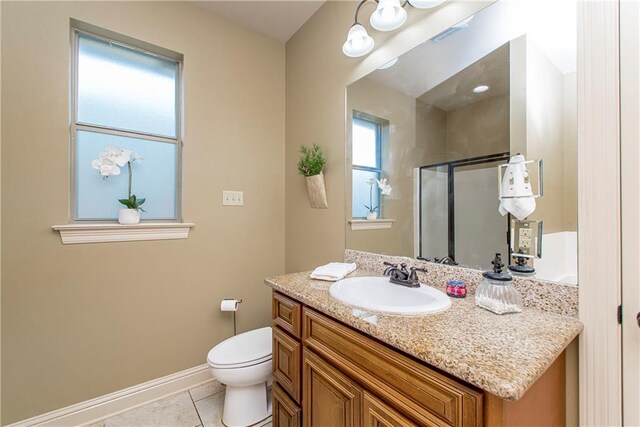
{"left": 223, "top": 191, "right": 244, "bottom": 206}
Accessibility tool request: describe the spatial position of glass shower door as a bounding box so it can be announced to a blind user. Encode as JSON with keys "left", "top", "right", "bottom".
{"left": 453, "top": 160, "right": 509, "bottom": 270}
{"left": 420, "top": 165, "right": 448, "bottom": 260}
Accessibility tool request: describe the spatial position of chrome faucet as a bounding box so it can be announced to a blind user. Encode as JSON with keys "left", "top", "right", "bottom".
{"left": 383, "top": 262, "right": 427, "bottom": 288}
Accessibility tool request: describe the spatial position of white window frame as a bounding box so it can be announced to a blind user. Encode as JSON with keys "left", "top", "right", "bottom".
{"left": 69, "top": 20, "right": 184, "bottom": 223}
{"left": 352, "top": 110, "right": 387, "bottom": 219}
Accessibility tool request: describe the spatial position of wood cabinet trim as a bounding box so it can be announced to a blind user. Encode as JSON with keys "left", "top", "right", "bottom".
{"left": 273, "top": 383, "right": 301, "bottom": 427}
{"left": 273, "top": 291, "right": 302, "bottom": 338}
{"left": 363, "top": 390, "right": 418, "bottom": 427}
{"left": 273, "top": 325, "right": 302, "bottom": 403}
{"left": 302, "top": 307, "right": 483, "bottom": 427}
{"left": 303, "top": 349, "right": 362, "bottom": 427}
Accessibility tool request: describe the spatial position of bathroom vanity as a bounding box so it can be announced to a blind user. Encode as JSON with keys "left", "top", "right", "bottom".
{"left": 266, "top": 271, "right": 582, "bottom": 427}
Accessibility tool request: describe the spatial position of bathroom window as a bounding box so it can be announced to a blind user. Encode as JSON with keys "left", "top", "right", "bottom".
{"left": 71, "top": 23, "right": 183, "bottom": 221}
{"left": 352, "top": 112, "right": 385, "bottom": 218}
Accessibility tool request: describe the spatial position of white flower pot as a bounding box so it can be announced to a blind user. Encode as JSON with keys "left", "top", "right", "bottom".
{"left": 366, "top": 211, "right": 378, "bottom": 220}
{"left": 118, "top": 209, "right": 140, "bottom": 225}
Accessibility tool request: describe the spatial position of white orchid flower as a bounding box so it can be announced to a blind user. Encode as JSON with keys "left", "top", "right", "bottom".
{"left": 376, "top": 178, "right": 392, "bottom": 196}
{"left": 91, "top": 158, "right": 121, "bottom": 177}
{"left": 96, "top": 145, "right": 136, "bottom": 167}
{"left": 115, "top": 148, "right": 133, "bottom": 167}
{"left": 129, "top": 151, "right": 143, "bottom": 163}
{"left": 92, "top": 145, "right": 142, "bottom": 178}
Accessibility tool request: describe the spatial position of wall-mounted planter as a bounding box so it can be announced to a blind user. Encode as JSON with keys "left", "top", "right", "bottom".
{"left": 306, "top": 172, "right": 328, "bottom": 209}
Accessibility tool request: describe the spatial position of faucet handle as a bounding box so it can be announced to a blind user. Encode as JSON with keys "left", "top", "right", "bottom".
{"left": 383, "top": 261, "right": 398, "bottom": 277}
{"left": 408, "top": 266, "right": 428, "bottom": 283}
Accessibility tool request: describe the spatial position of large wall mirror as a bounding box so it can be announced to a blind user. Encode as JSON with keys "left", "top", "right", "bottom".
{"left": 345, "top": 0, "right": 578, "bottom": 286}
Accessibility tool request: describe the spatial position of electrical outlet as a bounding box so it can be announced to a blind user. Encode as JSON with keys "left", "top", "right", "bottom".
{"left": 222, "top": 191, "right": 244, "bottom": 206}
{"left": 511, "top": 219, "right": 543, "bottom": 267}
{"left": 519, "top": 228, "right": 533, "bottom": 238}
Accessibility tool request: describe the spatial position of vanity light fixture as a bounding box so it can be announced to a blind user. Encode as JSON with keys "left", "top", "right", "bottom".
{"left": 342, "top": 24, "right": 375, "bottom": 57}
{"left": 473, "top": 85, "right": 490, "bottom": 93}
{"left": 370, "top": 0, "right": 407, "bottom": 32}
{"left": 378, "top": 57, "right": 399, "bottom": 69}
{"left": 343, "top": 0, "right": 447, "bottom": 58}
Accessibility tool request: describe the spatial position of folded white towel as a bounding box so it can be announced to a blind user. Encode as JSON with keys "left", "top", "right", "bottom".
{"left": 310, "top": 262, "right": 357, "bottom": 281}
{"left": 499, "top": 155, "right": 536, "bottom": 220}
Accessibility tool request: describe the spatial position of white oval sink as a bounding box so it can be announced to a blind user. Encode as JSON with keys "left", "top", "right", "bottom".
{"left": 329, "top": 277, "right": 451, "bottom": 315}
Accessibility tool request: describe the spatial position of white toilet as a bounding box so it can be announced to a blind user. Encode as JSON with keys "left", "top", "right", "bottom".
{"left": 207, "top": 327, "right": 273, "bottom": 427}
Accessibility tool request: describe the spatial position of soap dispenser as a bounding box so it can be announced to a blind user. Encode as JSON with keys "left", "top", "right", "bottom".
{"left": 475, "top": 253, "right": 523, "bottom": 314}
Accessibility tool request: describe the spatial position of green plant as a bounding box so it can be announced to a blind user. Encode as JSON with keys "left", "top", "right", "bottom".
{"left": 297, "top": 144, "right": 326, "bottom": 177}
{"left": 119, "top": 194, "right": 146, "bottom": 211}
{"left": 118, "top": 162, "right": 146, "bottom": 211}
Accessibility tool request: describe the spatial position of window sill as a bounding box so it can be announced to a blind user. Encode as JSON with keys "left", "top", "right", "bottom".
{"left": 52, "top": 222, "right": 195, "bottom": 244}
{"left": 349, "top": 219, "right": 395, "bottom": 231}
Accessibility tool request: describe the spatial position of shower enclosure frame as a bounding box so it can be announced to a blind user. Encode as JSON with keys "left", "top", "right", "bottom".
{"left": 418, "top": 152, "right": 511, "bottom": 263}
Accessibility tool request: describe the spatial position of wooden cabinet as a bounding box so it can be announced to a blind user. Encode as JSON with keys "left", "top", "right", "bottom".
{"left": 273, "top": 292, "right": 302, "bottom": 338}
{"left": 273, "top": 383, "right": 301, "bottom": 427}
{"left": 271, "top": 291, "right": 566, "bottom": 427}
{"left": 302, "top": 306, "right": 482, "bottom": 427}
{"left": 273, "top": 324, "right": 302, "bottom": 402}
{"left": 302, "top": 349, "right": 361, "bottom": 427}
{"left": 363, "top": 391, "right": 417, "bottom": 427}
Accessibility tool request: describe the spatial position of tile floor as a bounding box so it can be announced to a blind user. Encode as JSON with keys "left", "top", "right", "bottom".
{"left": 84, "top": 380, "right": 272, "bottom": 427}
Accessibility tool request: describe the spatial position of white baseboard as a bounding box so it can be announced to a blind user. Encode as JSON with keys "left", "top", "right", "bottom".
{"left": 6, "top": 364, "right": 214, "bottom": 427}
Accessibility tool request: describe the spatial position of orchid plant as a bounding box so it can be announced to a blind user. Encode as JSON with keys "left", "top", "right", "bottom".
{"left": 364, "top": 177, "right": 392, "bottom": 214}
{"left": 92, "top": 145, "right": 146, "bottom": 211}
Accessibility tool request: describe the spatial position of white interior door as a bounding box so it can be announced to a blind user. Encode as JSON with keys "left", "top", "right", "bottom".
{"left": 621, "top": 0, "right": 640, "bottom": 424}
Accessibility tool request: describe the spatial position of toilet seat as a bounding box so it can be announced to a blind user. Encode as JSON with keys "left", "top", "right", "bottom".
{"left": 207, "top": 326, "right": 272, "bottom": 369}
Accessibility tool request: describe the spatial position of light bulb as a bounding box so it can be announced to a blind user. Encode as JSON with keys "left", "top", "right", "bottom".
{"left": 342, "top": 24, "right": 375, "bottom": 58}
{"left": 381, "top": 6, "right": 395, "bottom": 22}
{"left": 352, "top": 35, "right": 364, "bottom": 50}
{"left": 370, "top": 0, "right": 407, "bottom": 32}
{"left": 473, "top": 85, "right": 490, "bottom": 93}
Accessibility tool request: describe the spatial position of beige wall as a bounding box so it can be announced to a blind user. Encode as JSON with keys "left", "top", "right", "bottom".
{"left": 416, "top": 100, "right": 448, "bottom": 164}
{"left": 511, "top": 38, "right": 578, "bottom": 234}
{"left": 285, "top": 0, "right": 493, "bottom": 273}
{"left": 1, "top": 2, "right": 284, "bottom": 424}
{"left": 525, "top": 40, "right": 566, "bottom": 233}
{"left": 422, "top": 93, "right": 510, "bottom": 164}
{"left": 446, "top": 95, "right": 510, "bottom": 160}
{"left": 346, "top": 77, "right": 418, "bottom": 258}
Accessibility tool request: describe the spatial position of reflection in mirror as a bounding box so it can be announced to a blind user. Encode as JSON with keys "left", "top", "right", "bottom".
{"left": 345, "top": 0, "right": 578, "bottom": 285}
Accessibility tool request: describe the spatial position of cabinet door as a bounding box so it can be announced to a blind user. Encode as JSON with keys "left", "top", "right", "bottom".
{"left": 303, "top": 349, "right": 362, "bottom": 427}
{"left": 273, "top": 383, "right": 301, "bottom": 427}
{"left": 363, "top": 391, "right": 418, "bottom": 427}
{"left": 273, "top": 326, "right": 302, "bottom": 402}
{"left": 273, "top": 291, "right": 302, "bottom": 338}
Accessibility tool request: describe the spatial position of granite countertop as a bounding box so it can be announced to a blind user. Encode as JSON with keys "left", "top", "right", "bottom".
{"left": 265, "top": 269, "right": 583, "bottom": 401}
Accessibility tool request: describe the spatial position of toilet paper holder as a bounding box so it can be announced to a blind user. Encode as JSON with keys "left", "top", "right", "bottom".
{"left": 221, "top": 299, "right": 243, "bottom": 335}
